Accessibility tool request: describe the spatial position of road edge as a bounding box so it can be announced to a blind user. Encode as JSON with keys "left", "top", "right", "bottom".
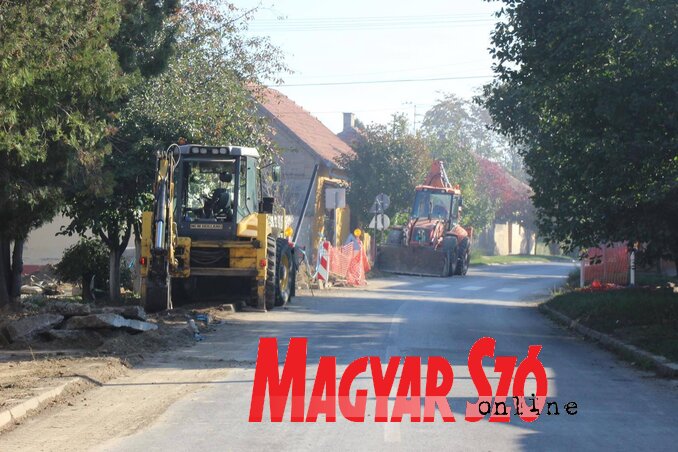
{"left": 539, "top": 304, "right": 678, "bottom": 378}
{"left": 0, "top": 376, "right": 90, "bottom": 432}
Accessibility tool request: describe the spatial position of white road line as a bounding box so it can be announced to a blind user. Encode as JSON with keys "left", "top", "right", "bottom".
{"left": 459, "top": 285, "right": 484, "bottom": 291}
{"left": 426, "top": 284, "right": 448, "bottom": 289}
{"left": 383, "top": 421, "right": 402, "bottom": 443}
{"left": 496, "top": 288, "right": 520, "bottom": 293}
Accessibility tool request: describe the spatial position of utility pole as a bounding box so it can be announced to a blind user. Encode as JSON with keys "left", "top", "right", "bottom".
{"left": 413, "top": 104, "right": 417, "bottom": 134}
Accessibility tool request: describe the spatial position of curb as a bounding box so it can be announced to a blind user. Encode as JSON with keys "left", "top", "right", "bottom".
{"left": 539, "top": 304, "right": 678, "bottom": 377}
{"left": 0, "top": 377, "right": 86, "bottom": 431}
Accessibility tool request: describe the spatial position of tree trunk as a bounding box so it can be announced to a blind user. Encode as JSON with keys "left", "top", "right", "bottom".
{"left": 98, "top": 219, "right": 132, "bottom": 304}
{"left": 10, "top": 239, "right": 24, "bottom": 301}
{"left": 109, "top": 249, "right": 122, "bottom": 303}
{"left": 0, "top": 238, "right": 11, "bottom": 308}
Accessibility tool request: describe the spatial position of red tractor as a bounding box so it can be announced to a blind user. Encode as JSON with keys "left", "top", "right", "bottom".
{"left": 377, "top": 161, "right": 472, "bottom": 277}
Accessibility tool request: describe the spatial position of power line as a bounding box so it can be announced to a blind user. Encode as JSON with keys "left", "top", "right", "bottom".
{"left": 275, "top": 75, "right": 493, "bottom": 87}
{"left": 248, "top": 14, "right": 495, "bottom": 32}
{"left": 286, "top": 60, "right": 490, "bottom": 80}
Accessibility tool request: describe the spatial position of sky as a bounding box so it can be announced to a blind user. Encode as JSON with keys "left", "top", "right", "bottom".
{"left": 236, "top": 0, "right": 501, "bottom": 133}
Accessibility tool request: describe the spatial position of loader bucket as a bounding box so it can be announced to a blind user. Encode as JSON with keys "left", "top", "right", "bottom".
{"left": 376, "top": 244, "right": 451, "bottom": 277}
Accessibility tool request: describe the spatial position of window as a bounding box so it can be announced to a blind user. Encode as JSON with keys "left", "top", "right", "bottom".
{"left": 412, "top": 191, "right": 453, "bottom": 219}
{"left": 180, "top": 159, "right": 235, "bottom": 222}
{"left": 237, "top": 157, "right": 259, "bottom": 221}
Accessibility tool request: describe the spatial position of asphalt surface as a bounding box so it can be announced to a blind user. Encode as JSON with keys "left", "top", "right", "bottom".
{"left": 41, "top": 264, "right": 678, "bottom": 450}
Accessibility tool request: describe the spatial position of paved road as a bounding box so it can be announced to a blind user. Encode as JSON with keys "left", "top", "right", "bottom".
{"left": 6, "top": 263, "right": 678, "bottom": 451}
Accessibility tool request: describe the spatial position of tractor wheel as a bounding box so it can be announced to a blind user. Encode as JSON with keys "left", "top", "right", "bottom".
{"left": 441, "top": 251, "right": 452, "bottom": 277}
{"left": 456, "top": 248, "right": 470, "bottom": 275}
{"left": 386, "top": 229, "right": 404, "bottom": 245}
{"left": 455, "top": 238, "right": 470, "bottom": 276}
{"left": 265, "top": 236, "right": 276, "bottom": 311}
{"left": 442, "top": 236, "right": 458, "bottom": 276}
{"left": 275, "top": 238, "right": 293, "bottom": 307}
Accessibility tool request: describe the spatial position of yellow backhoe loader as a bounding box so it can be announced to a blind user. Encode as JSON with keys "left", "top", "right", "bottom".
{"left": 140, "top": 144, "right": 296, "bottom": 312}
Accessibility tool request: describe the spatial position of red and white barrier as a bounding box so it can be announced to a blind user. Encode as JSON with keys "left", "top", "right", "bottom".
{"left": 317, "top": 240, "right": 330, "bottom": 281}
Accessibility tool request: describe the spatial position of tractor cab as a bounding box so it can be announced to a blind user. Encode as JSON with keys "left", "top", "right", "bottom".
{"left": 172, "top": 145, "right": 263, "bottom": 241}
{"left": 411, "top": 188, "right": 462, "bottom": 224}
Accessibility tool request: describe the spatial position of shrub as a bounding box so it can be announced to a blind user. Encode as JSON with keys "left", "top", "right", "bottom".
{"left": 55, "top": 238, "right": 109, "bottom": 301}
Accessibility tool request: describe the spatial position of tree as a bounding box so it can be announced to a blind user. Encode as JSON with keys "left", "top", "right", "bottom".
{"left": 482, "top": 1, "right": 678, "bottom": 270}
{"left": 423, "top": 136, "right": 496, "bottom": 232}
{"left": 339, "top": 114, "right": 431, "bottom": 226}
{"left": 0, "top": 0, "right": 131, "bottom": 307}
{"left": 60, "top": 1, "right": 181, "bottom": 302}
{"left": 475, "top": 158, "right": 534, "bottom": 227}
{"left": 422, "top": 93, "right": 526, "bottom": 181}
{"left": 61, "top": 1, "right": 286, "bottom": 301}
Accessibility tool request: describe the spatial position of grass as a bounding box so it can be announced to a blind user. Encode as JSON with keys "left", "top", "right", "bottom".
{"left": 546, "top": 288, "right": 678, "bottom": 362}
{"left": 470, "top": 252, "right": 575, "bottom": 266}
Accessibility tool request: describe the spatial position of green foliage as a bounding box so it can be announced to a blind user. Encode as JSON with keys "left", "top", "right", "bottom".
{"left": 0, "top": 0, "right": 130, "bottom": 239}
{"left": 110, "top": 0, "right": 180, "bottom": 77}
{"left": 339, "top": 115, "right": 432, "bottom": 225}
{"left": 55, "top": 238, "right": 109, "bottom": 289}
{"left": 0, "top": 0, "right": 132, "bottom": 305}
{"left": 423, "top": 93, "right": 526, "bottom": 181}
{"left": 471, "top": 253, "right": 574, "bottom": 266}
{"left": 425, "top": 135, "right": 497, "bottom": 231}
{"left": 392, "top": 212, "right": 410, "bottom": 226}
{"left": 482, "top": 1, "right": 678, "bottom": 267}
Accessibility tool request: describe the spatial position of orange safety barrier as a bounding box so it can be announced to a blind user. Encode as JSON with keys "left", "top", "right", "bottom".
{"left": 328, "top": 242, "right": 371, "bottom": 286}
{"left": 582, "top": 243, "right": 629, "bottom": 286}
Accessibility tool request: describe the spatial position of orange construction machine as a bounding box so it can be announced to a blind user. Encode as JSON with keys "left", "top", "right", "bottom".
{"left": 376, "top": 161, "right": 472, "bottom": 277}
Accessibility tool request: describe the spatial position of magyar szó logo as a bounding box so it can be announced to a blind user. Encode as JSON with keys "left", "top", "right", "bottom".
{"left": 249, "top": 337, "right": 578, "bottom": 422}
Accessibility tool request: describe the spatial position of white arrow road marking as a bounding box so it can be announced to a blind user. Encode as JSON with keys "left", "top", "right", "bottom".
{"left": 496, "top": 288, "right": 520, "bottom": 293}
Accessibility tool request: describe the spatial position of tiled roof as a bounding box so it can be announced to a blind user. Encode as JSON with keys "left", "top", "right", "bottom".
{"left": 258, "top": 88, "right": 355, "bottom": 167}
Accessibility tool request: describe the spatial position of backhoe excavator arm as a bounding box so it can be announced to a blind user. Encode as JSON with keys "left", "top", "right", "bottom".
{"left": 140, "top": 145, "right": 179, "bottom": 311}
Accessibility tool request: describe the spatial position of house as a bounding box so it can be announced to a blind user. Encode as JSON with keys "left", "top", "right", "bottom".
{"left": 257, "top": 88, "right": 355, "bottom": 256}
{"left": 22, "top": 214, "right": 80, "bottom": 272}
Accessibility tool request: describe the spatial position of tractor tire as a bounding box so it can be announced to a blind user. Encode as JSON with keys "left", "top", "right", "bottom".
{"left": 386, "top": 229, "right": 404, "bottom": 245}
{"left": 441, "top": 250, "right": 452, "bottom": 277}
{"left": 442, "top": 236, "right": 458, "bottom": 276}
{"left": 265, "top": 235, "right": 276, "bottom": 310}
{"left": 275, "top": 238, "right": 293, "bottom": 307}
{"left": 455, "top": 238, "right": 470, "bottom": 276}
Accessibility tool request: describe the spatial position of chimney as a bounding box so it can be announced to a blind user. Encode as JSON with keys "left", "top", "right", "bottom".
{"left": 343, "top": 112, "right": 355, "bottom": 132}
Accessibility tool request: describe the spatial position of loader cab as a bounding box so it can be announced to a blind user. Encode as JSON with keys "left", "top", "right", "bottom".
{"left": 411, "top": 189, "right": 462, "bottom": 224}
{"left": 173, "top": 145, "right": 260, "bottom": 240}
